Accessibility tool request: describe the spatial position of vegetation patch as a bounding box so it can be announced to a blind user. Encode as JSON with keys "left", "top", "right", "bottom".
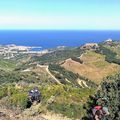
{"left": 48, "top": 103, "right": 85, "bottom": 119}
{"left": 0, "top": 59, "right": 16, "bottom": 70}
{"left": 31, "top": 47, "right": 84, "bottom": 64}
{"left": 83, "top": 73, "right": 120, "bottom": 120}
{"left": 96, "top": 44, "right": 120, "bottom": 65}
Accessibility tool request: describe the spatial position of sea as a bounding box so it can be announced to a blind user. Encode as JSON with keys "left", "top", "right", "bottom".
{"left": 0, "top": 30, "right": 120, "bottom": 50}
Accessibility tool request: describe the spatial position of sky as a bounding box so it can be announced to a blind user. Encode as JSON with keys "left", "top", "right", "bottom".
{"left": 0, "top": 0, "right": 120, "bottom": 30}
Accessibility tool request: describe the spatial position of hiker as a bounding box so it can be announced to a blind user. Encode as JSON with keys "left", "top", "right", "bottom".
{"left": 34, "top": 87, "right": 41, "bottom": 102}
{"left": 91, "top": 97, "right": 109, "bottom": 120}
{"left": 92, "top": 105, "right": 109, "bottom": 120}
{"left": 28, "top": 89, "right": 34, "bottom": 102}
{"left": 28, "top": 87, "right": 41, "bottom": 103}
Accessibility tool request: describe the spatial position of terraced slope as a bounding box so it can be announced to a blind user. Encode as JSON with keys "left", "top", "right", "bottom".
{"left": 62, "top": 51, "right": 120, "bottom": 84}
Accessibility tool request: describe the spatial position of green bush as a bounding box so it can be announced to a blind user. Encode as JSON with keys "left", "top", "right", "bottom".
{"left": 48, "top": 103, "right": 85, "bottom": 119}
{"left": 0, "top": 89, "right": 7, "bottom": 99}
{"left": 96, "top": 45, "right": 120, "bottom": 65}
{"left": 9, "top": 93, "right": 28, "bottom": 109}
{"left": 0, "top": 85, "right": 10, "bottom": 99}
{"left": 84, "top": 73, "right": 120, "bottom": 120}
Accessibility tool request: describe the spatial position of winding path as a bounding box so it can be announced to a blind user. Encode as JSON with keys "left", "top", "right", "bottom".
{"left": 37, "top": 64, "right": 61, "bottom": 84}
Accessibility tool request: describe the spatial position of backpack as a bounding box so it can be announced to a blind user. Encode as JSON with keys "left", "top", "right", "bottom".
{"left": 92, "top": 106, "right": 103, "bottom": 119}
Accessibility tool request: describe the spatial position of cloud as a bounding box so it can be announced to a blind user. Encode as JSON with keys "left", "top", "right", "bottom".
{"left": 0, "top": 15, "right": 120, "bottom": 29}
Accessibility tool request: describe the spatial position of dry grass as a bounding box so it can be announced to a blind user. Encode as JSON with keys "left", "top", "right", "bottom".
{"left": 62, "top": 51, "right": 120, "bottom": 84}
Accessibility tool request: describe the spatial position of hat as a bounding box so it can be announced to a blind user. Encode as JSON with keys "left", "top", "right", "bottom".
{"left": 31, "top": 90, "right": 34, "bottom": 92}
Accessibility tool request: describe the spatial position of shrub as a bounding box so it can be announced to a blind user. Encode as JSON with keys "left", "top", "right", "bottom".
{"left": 48, "top": 103, "right": 85, "bottom": 119}
{"left": 83, "top": 73, "right": 120, "bottom": 120}
{"left": 0, "top": 89, "right": 7, "bottom": 99}
{"left": 9, "top": 93, "right": 28, "bottom": 109}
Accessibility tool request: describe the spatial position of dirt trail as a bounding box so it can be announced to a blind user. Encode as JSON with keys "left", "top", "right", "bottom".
{"left": 0, "top": 108, "right": 46, "bottom": 120}
{"left": 0, "top": 108, "right": 78, "bottom": 120}
{"left": 37, "top": 64, "right": 61, "bottom": 84}
{"left": 41, "top": 111, "right": 77, "bottom": 120}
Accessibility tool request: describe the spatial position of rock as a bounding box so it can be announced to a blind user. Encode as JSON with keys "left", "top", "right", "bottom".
{"left": 23, "top": 103, "right": 43, "bottom": 116}
{"left": 0, "top": 111, "right": 10, "bottom": 120}
{"left": 47, "top": 96, "right": 56, "bottom": 104}
{"left": 0, "top": 112, "right": 6, "bottom": 117}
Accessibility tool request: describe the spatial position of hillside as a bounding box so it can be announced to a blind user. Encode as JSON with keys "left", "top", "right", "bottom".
{"left": 0, "top": 59, "right": 16, "bottom": 71}
{"left": 0, "top": 40, "right": 120, "bottom": 120}
{"left": 96, "top": 40, "right": 120, "bottom": 65}
{"left": 0, "top": 63, "right": 95, "bottom": 120}
{"left": 31, "top": 47, "right": 84, "bottom": 64}
{"left": 62, "top": 51, "right": 120, "bottom": 84}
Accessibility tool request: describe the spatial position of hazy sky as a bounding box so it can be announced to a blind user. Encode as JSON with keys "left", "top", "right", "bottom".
{"left": 0, "top": 0, "right": 120, "bottom": 30}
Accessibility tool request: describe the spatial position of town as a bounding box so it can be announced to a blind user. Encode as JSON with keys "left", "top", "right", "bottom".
{"left": 0, "top": 44, "right": 49, "bottom": 59}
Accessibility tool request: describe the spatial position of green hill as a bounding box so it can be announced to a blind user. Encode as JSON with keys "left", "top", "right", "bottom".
{"left": 31, "top": 47, "right": 84, "bottom": 64}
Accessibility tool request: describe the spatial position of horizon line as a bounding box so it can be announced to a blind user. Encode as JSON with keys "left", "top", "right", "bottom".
{"left": 0, "top": 29, "right": 120, "bottom": 31}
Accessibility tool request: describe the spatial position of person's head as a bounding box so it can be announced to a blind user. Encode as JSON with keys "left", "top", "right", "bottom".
{"left": 30, "top": 90, "right": 34, "bottom": 93}
{"left": 35, "top": 89, "right": 38, "bottom": 92}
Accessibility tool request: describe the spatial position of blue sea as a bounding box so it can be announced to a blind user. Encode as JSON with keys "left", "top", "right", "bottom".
{"left": 0, "top": 30, "right": 120, "bottom": 50}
